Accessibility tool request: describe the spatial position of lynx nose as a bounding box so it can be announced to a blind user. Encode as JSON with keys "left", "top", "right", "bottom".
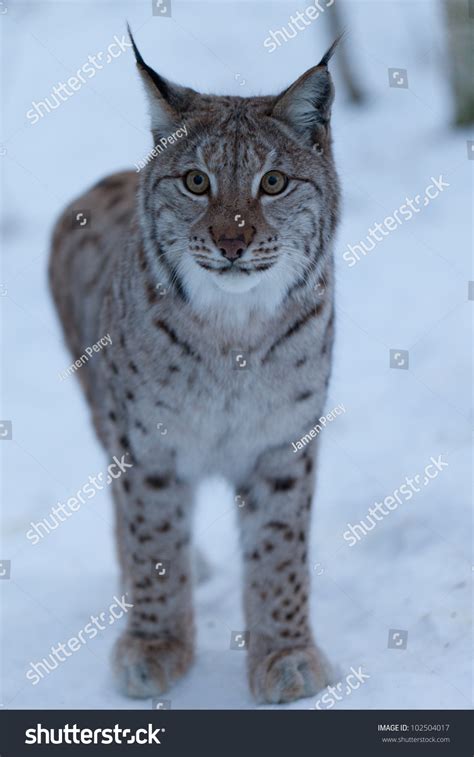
{"left": 210, "top": 223, "right": 255, "bottom": 262}
{"left": 216, "top": 234, "right": 246, "bottom": 261}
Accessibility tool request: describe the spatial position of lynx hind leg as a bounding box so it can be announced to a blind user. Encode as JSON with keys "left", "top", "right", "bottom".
{"left": 237, "top": 444, "right": 332, "bottom": 704}
{"left": 110, "top": 453, "right": 196, "bottom": 698}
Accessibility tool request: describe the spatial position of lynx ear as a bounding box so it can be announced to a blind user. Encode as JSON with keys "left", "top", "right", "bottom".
{"left": 272, "top": 37, "right": 341, "bottom": 142}
{"left": 128, "top": 24, "right": 195, "bottom": 136}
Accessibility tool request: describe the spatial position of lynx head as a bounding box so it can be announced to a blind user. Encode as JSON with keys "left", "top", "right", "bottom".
{"left": 130, "top": 29, "right": 340, "bottom": 318}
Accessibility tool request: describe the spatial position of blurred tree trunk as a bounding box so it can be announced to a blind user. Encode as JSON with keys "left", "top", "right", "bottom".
{"left": 442, "top": 0, "right": 474, "bottom": 126}
{"left": 325, "top": 1, "right": 365, "bottom": 104}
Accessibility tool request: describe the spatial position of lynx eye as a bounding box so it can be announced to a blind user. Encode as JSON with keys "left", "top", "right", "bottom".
{"left": 184, "top": 170, "right": 210, "bottom": 195}
{"left": 260, "top": 170, "right": 288, "bottom": 195}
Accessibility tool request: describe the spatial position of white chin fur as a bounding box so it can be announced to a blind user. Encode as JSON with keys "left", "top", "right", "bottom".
{"left": 213, "top": 272, "right": 261, "bottom": 294}
{"left": 177, "top": 254, "right": 292, "bottom": 329}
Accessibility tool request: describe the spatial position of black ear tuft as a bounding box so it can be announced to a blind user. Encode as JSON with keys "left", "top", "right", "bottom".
{"left": 272, "top": 39, "right": 340, "bottom": 142}
{"left": 126, "top": 24, "right": 198, "bottom": 136}
{"left": 127, "top": 22, "right": 144, "bottom": 67}
{"left": 127, "top": 22, "right": 174, "bottom": 106}
{"left": 317, "top": 33, "right": 344, "bottom": 68}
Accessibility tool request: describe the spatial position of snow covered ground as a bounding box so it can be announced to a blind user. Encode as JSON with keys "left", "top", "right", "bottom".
{"left": 1, "top": 0, "right": 471, "bottom": 710}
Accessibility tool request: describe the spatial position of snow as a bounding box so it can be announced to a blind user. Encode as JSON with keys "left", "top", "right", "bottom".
{"left": 1, "top": 0, "right": 471, "bottom": 710}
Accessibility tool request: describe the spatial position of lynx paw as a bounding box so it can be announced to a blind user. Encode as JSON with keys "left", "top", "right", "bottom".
{"left": 112, "top": 631, "right": 194, "bottom": 698}
{"left": 250, "top": 645, "right": 332, "bottom": 704}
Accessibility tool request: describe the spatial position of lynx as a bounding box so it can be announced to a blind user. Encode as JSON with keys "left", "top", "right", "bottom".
{"left": 49, "top": 30, "right": 341, "bottom": 704}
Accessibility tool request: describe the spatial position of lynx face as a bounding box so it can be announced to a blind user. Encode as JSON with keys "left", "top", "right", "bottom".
{"left": 133, "top": 33, "right": 340, "bottom": 313}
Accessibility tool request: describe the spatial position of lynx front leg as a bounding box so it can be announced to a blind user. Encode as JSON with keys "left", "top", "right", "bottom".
{"left": 111, "top": 457, "right": 195, "bottom": 698}
{"left": 237, "top": 443, "right": 331, "bottom": 704}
